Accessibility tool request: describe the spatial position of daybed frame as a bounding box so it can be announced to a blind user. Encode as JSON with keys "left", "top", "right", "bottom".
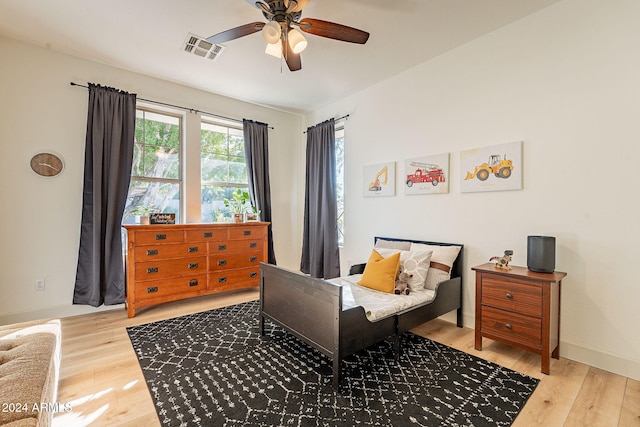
{"left": 259, "top": 237, "right": 464, "bottom": 389}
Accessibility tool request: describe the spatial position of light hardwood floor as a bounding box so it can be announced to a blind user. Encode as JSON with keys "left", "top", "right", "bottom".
{"left": 53, "top": 291, "right": 640, "bottom": 426}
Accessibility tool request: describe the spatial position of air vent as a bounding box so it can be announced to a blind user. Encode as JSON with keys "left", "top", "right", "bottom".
{"left": 182, "top": 33, "right": 225, "bottom": 61}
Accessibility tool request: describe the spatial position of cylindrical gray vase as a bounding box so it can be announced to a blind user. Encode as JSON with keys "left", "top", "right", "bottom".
{"left": 527, "top": 236, "right": 555, "bottom": 273}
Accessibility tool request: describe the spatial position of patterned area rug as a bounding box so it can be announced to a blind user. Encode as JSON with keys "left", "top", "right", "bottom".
{"left": 127, "top": 300, "right": 538, "bottom": 426}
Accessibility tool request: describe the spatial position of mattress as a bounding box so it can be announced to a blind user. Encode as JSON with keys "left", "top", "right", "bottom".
{"left": 330, "top": 274, "right": 436, "bottom": 321}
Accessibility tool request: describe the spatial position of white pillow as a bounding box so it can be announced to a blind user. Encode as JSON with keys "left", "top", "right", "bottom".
{"left": 409, "top": 243, "right": 461, "bottom": 290}
{"left": 375, "top": 248, "right": 432, "bottom": 291}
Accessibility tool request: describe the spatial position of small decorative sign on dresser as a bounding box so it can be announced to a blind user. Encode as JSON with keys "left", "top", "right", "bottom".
{"left": 150, "top": 213, "right": 176, "bottom": 224}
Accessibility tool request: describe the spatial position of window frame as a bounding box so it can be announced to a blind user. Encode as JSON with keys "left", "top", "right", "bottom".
{"left": 335, "top": 125, "right": 345, "bottom": 247}
{"left": 200, "top": 117, "right": 249, "bottom": 222}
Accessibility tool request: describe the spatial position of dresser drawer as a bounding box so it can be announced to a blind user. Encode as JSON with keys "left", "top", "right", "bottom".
{"left": 134, "top": 256, "right": 207, "bottom": 281}
{"left": 482, "top": 275, "right": 542, "bottom": 317}
{"left": 135, "top": 274, "right": 207, "bottom": 302}
{"left": 209, "top": 250, "right": 263, "bottom": 271}
{"left": 228, "top": 226, "right": 266, "bottom": 240}
{"left": 186, "top": 228, "right": 228, "bottom": 242}
{"left": 209, "top": 239, "right": 263, "bottom": 253}
{"left": 481, "top": 306, "right": 542, "bottom": 349}
{"left": 209, "top": 266, "right": 260, "bottom": 290}
{"left": 134, "top": 229, "right": 185, "bottom": 245}
{"left": 133, "top": 242, "right": 206, "bottom": 261}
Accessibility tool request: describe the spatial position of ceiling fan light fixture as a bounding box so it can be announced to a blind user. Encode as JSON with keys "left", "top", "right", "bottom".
{"left": 292, "top": 0, "right": 309, "bottom": 12}
{"left": 265, "top": 39, "right": 282, "bottom": 58}
{"left": 288, "top": 28, "right": 307, "bottom": 54}
{"left": 261, "top": 21, "right": 281, "bottom": 44}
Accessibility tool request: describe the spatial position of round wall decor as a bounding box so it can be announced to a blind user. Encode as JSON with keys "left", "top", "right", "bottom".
{"left": 30, "top": 152, "right": 64, "bottom": 177}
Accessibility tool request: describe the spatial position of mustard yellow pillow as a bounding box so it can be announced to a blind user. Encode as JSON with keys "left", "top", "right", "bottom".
{"left": 357, "top": 250, "right": 401, "bottom": 293}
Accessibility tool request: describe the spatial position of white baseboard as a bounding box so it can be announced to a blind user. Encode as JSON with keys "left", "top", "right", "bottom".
{"left": 0, "top": 303, "right": 123, "bottom": 326}
{"left": 562, "top": 342, "right": 640, "bottom": 382}
{"left": 447, "top": 312, "right": 640, "bottom": 382}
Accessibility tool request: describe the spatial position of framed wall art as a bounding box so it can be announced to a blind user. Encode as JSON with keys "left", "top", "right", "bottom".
{"left": 461, "top": 141, "right": 523, "bottom": 193}
{"left": 363, "top": 162, "right": 395, "bottom": 197}
{"left": 404, "top": 153, "right": 450, "bottom": 195}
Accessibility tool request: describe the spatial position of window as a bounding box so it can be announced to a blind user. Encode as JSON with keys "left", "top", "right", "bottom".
{"left": 200, "top": 119, "right": 248, "bottom": 222}
{"left": 123, "top": 108, "right": 182, "bottom": 224}
{"left": 336, "top": 127, "right": 345, "bottom": 246}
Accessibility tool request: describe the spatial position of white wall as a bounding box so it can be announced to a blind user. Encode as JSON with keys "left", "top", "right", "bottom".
{"left": 0, "top": 36, "right": 302, "bottom": 323}
{"left": 305, "top": 0, "right": 640, "bottom": 380}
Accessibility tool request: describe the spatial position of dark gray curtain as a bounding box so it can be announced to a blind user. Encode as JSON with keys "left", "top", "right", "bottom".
{"left": 300, "top": 119, "right": 340, "bottom": 279}
{"left": 243, "top": 119, "right": 276, "bottom": 264}
{"left": 74, "top": 84, "right": 137, "bottom": 306}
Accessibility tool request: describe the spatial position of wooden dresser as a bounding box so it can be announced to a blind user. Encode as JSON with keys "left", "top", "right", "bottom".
{"left": 472, "top": 263, "right": 567, "bottom": 374}
{"left": 123, "top": 222, "right": 268, "bottom": 318}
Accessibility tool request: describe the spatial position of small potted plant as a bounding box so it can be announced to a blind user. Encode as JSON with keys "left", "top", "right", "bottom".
{"left": 130, "top": 205, "right": 158, "bottom": 225}
{"left": 223, "top": 189, "right": 250, "bottom": 223}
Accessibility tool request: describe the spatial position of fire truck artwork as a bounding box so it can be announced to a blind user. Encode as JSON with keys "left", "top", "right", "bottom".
{"left": 406, "top": 162, "right": 445, "bottom": 187}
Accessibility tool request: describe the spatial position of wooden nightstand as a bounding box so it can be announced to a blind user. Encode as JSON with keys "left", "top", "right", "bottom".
{"left": 472, "top": 263, "right": 567, "bottom": 374}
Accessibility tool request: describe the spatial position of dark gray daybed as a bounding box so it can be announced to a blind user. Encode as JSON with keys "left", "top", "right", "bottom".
{"left": 259, "top": 237, "right": 464, "bottom": 388}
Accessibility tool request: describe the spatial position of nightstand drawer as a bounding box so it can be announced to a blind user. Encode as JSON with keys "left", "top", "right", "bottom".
{"left": 481, "top": 306, "right": 542, "bottom": 349}
{"left": 482, "top": 275, "right": 542, "bottom": 317}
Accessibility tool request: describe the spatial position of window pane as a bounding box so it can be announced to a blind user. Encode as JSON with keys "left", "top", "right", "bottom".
{"left": 228, "top": 134, "right": 245, "bottom": 157}
{"left": 228, "top": 156, "right": 248, "bottom": 184}
{"left": 201, "top": 153, "right": 230, "bottom": 183}
{"left": 123, "top": 180, "right": 181, "bottom": 224}
{"left": 201, "top": 185, "right": 247, "bottom": 223}
{"left": 133, "top": 111, "right": 181, "bottom": 179}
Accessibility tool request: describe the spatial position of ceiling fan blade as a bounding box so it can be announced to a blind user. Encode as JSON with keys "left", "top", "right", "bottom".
{"left": 298, "top": 18, "right": 369, "bottom": 44}
{"left": 206, "top": 22, "right": 264, "bottom": 45}
{"left": 283, "top": 38, "right": 302, "bottom": 72}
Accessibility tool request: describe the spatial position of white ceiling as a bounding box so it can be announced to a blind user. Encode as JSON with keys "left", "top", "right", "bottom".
{"left": 0, "top": 0, "right": 560, "bottom": 114}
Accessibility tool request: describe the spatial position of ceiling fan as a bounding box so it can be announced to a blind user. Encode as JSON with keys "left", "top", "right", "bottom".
{"left": 206, "top": 0, "right": 370, "bottom": 72}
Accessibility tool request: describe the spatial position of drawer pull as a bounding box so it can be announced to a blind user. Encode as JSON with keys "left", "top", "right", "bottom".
{"left": 188, "top": 246, "right": 199, "bottom": 253}
{"left": 218, "top": 244, "right": 227, "bottom": 250}
{"left": 188, "top": 263, "right": 199, "bottom": 269}
{"left": 204, "top": 232, "right": 213, "bottom": 238}
{"left": 243, "top": 230, "right": 251, "bottom": 236}
{"left": 189, "top": 279, "right": 199, "bottom": 287}
{"left": 146, "top": 249, "right": 158, "bottom": 256}
{"left": 146, "top": 267, "right": 159, "bottom": 274}
{"left": 249, "top": 256, "right": 258, "bottom": 262}
{"left": 218, "top": 277, "right": 227, "bottom": 283}
{"left": 505, "top": 323, "right": 512, "bottom": 330}
{"left": 217, "top": 260, "right": 227, "bottom": 266}
{"left": 155, "top": 234, "right": 167, "bottom": 240}
{"left": 147, "top": 286, "right": 158, "bottom": 293}
{"left": 505, "top": 293, "right": 513, "bottom": 299}
{"left": 249, "top": 272, "right": 258, "bottom": 278}
{"left": 249, "top": 242, "right": 257, "bottom": 248}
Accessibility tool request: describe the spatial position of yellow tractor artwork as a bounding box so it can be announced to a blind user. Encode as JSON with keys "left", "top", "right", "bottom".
{"left": 369, "top": 165, "right": 388, "bottom": 191}
{"left": 465, "top": 154, "right": 514, "bottom": 181}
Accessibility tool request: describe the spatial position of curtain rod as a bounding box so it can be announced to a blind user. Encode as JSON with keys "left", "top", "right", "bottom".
{"left": 303, "top": 114, "right": 350, "bottom": 134}
{"left": 69, "top": 82, "right": 274, "bottom": 129}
